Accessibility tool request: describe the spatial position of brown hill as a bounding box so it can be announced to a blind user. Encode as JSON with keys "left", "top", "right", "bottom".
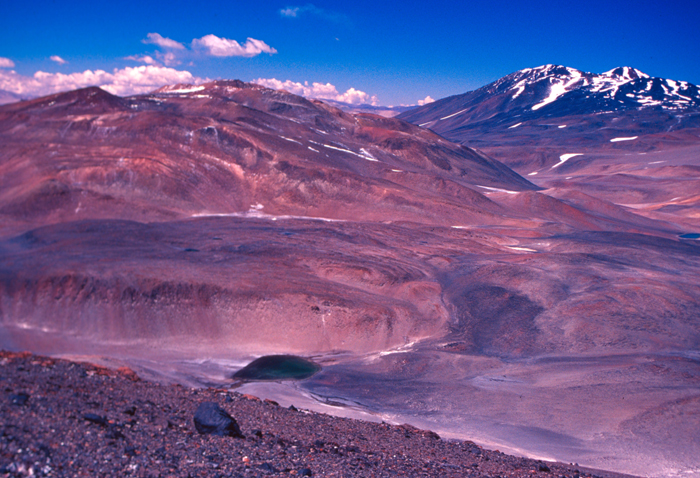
{"left": 0, "top": 81, "right": 537, "bottom": 235}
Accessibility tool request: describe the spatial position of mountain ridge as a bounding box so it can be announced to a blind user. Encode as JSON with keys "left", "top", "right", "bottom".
{"left": 399, "top": 64, "right": 700, "bottom": 131}
{"left": 0, "top": 80, "right": 539, "bottom": 235}
{"left": 398, "top": 65, "right": 700, "bottom": 223}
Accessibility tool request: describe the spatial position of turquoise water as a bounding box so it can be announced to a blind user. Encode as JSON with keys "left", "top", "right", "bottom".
{"left": 232, "top": 355, "right": 321, "bottom": 381}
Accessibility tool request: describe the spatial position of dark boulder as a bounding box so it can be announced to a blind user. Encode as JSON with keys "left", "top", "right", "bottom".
{"left": 193, "top": 402, "right": 243, "bottom": 437}
{"left": 83, "top": 413, "right": 108, "bottom": 426}
{"left": 9, "top": 392, "right": 30, "bottom": 406}
{"left": 259, "top": 463, "right": 277, "bottom": 473}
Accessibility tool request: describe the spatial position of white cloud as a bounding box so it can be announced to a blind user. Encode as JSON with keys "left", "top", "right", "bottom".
{"left": 0, "top": 65, "right": 203, "bottom": 98}
{"left": 50, "top": 55, "right": 67, "bottom": 65}
{"left": 125, "top": 54, "right": 157, "bottom": 65}
{"left": 254, "top": 78, "right": 378, "bottom": 105}
{"left": 125, "top": 52, "right": 179, "bottom": 67}
{"left": 336, "top": 87, "right": 377, "bottom": 105}
{"left": 0, "top": 57, "right": 15, "bottom": 68}
{"left": 142, "top": 32, "right": 185, "bottom": 50}
{"left": 192, "top": 34, "right": 277, "bottom": 58}
{"left": 418, "top": 95, "right": 435, "bottom": 105}
{"left": 280, "top": 4, "right": 348, "bottom": 23}
{"left": 280, "top": 6, "right": 302, "bottom": 17}
{"left": 136, "top": 33, "right": 275, "bottom": 62}
{"left": 155, "top": 51, "right": 180, "bottom": 66}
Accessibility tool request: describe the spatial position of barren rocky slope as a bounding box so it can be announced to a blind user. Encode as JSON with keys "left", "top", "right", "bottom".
{"left": 0, "top": 81, "right": 535, "bottom": 235}
{"left": 1, "top": 351, "right": 636, "bottom": 478}
{"left": 1, "top": 80, "right": 699, "bottom": 476}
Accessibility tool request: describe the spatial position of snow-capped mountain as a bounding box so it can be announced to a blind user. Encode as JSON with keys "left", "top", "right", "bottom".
{"left": 399, "top": 64, "right": 700, "bottom": 129}
{"left": 493, "top": 64, "right": 699, "bottom": 112}
{"left": 398, "top": 65, "right": 700, "bottom": 173}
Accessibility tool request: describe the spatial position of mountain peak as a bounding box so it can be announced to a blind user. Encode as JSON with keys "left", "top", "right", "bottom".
{"left": 405, "top": 64, "right": 700, "bottom": 127}
{"left": 602, "top": 66, "right": 650, "bottom": 81}
{"left": 152, "top": 79, "right": 260, "bottom": 95}
{"left": 530, "top": 64, "right": 579, "bottom": 76}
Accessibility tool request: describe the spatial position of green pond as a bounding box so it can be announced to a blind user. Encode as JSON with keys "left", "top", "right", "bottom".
{"left": 232, "top": 355, "right": 321, "bottom": 381}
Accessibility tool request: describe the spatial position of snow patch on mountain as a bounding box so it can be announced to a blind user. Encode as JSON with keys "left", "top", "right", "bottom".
{"left": 552, "top": 153, "right": 583, "bottom": 169}
{"left": 281, "top": 136, "right": 302, "bottom": 144}
{"left": 532, "top": 69, "right": 583, "bottom": 110}
{"left": 158, "top": 85, "right": 205, "bottom": 94}
{"left": 310, "top": 140, "right": 379, "bottom": 162}
{"left": 440, "top": 108, "right": 468, "bottom": 120}
{"left": 610, "top": 136, "right": 638, "bottom": 142}
{"left": 476, "top": 185, "right": 519, "bottom": 194}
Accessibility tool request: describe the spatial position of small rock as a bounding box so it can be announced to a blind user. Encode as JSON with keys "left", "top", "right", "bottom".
{"left": 193, "top": 402, "right": 243, "bottom": 437}
{"left": 539, "top": 464, "right": 551, "bottom": 472}
{"left": 83, "top": 413, "right": 108, "bottom": 427}
{"left": 298, "top": 468, "right": 313, "bottom": 476}
{"left": 116, "top": 367, "right": 140, "bottom": 382}
{"left": 106, "top": 426, "right": 125, "bottom": 440}
{"left": 259, "top": 463, "right": 276, "bottom": 473}
{"left": 9, "top": 392, "right": 30, "bottom": 406}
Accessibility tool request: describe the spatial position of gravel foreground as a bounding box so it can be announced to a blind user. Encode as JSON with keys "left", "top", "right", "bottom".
{"left": 0, "top": 351, "right": 638, "bottom": 478}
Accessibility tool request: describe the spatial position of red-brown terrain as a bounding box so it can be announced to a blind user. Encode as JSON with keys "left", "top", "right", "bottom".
{"left": 2, "top": 351, "right": 635, "bottom": 478}
{"left": 398, "top": 65, "right": 700, "bottom": 230}
{"left": 1, "top": 77, "right": 699, "bottom": 477}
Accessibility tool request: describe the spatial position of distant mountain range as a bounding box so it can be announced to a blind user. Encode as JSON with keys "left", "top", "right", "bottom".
{"left": 0, "top": 87, "right": 416, "bottom": 117}
{"left": 399, "top": 65, "right": 700, "bottom": 174}
{"left": 0, "top": 90, "right": 26, "bottom": 105}
{"left": 399, "top": 64, "right": 700, "bottom": 126}
{"left": 318, "top": 98, "right": 414, "bottom": 118}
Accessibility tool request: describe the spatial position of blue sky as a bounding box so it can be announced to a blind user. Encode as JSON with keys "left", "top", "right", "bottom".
{"left": 1, "top": 0, "right": 699, "bottom": 105}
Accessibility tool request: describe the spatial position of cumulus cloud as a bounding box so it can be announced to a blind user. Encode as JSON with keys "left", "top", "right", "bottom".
{"left": 125, "top": 54, "right": 157, "bottom": 65}
{"left": 50, "top": 55, "right": 67, "bottom": 65}
{"left": 156, "top": 51, "right": 181, "bottom": 66}
{"left": 136, "top": 32, "right": 275, "bottom": 62}
{"left": 253, "top": 78, "right": 378, "bottom": 106}
{"left": 418, "top": 95, "right": 435, "bottom": 106}
{"left": 0, "top": 57, "right": 15, "bottom": 68}
{"left": 280, "top": 4, "right": 348, "bottom": 23}
{"left": 336, "top": 87, "right": 378, "bottom": 105}
{"left": 0, "top": 65, "right": 203, "bottom": 98}
{"left": 192, "top": 34, "right": 277, "bottom": 58}
{"left": 142, "top": 32, "right": 185, "bottom": 50}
